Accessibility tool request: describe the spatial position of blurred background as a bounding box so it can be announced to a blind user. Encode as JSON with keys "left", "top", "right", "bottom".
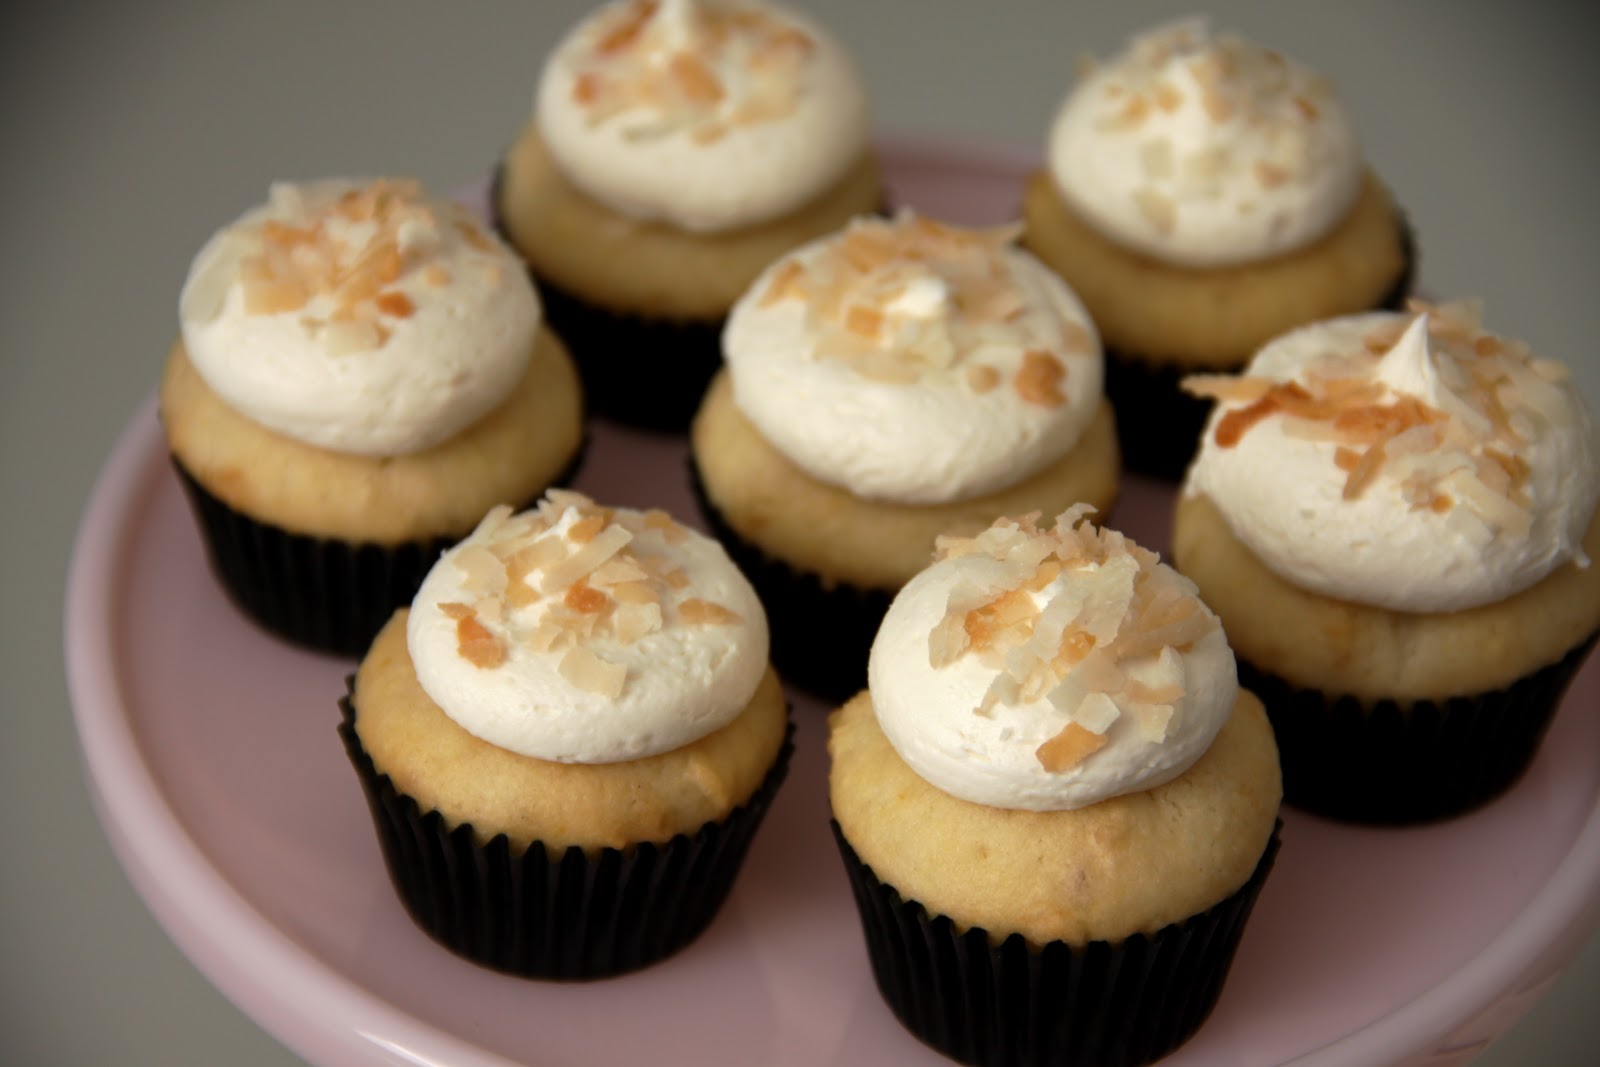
{"left": 3, "top": 2, "right": 1597, "bottom": 1063}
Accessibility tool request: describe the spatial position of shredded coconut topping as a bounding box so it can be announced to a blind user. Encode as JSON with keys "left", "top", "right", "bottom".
{"left": 182, "top": 179, "right": 500, "bottom": 356}
{"left": 928, "top": 506, "right": 1220, "bottom": 773}
{"left": 757, "top": 211, "right": 1088, "bottom": 400}
{"left": 567, "top": 0, "right": 815, "bottom": 144}
{"left": 438, "top": 492, "right": 741, "bottom": 698}
{"left": 1185, "top": 299, "right": 1564, "bottom": 537}
{"left": 1048, "top": 17, "right": 1361, "bottom": 266}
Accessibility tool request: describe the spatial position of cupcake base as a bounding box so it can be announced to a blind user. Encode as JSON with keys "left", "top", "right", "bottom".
{"left": 688, "top": 457, "right": 891, "bottom": 704}
{"left": 172, "top": 442, "right": 584, "bottom": 658}
{"left": 1243, "top": 632, "right": 1598, "bottom": 825}
{"left": 339, "top": 685, "right": 795, "bottom": 980}
{"left": 488, "top": 161, "right": 721, "bottom": 433}
{"left": 833, "top": 821, "right": 1282, "bottom": 1067}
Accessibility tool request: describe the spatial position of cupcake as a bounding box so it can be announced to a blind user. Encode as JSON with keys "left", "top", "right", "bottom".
{"left": 1021, "top": 18, "right": 1414, "bottom": 480}
{"left": 830, "top": 507, "right": 1281, "bottom": 1067}
{"left": 1175, "top": 300, "right": 1600, "bottom": 824}
{"left": 493, "top": 0, "right": 882, "bottom": 431}
{"left": 339, "top": 491, "right": 792, "bottom": 978}
{"left": 690, "top": 212, "right": 1120, "bottom": 701}
{"left": 161, "top": 178, "right": 585, "bottom": 656}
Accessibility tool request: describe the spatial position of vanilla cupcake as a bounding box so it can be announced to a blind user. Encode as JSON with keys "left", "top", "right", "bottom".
{"left": 161, "top": 178, "right": 585, "bottom": 655}
{"left": 830, "top": 508, "right": 1281, "bottom": 1067}
{"left": 690, "top": 212, "right": 1119, "bottom": 700}
{"left": 493, "top": 0, "right": 882, "bottom": 431}
{"left": 1175, "top": 300, "right": 1600, "bottom": 823}
{"left": 1022, "top": 18, "right": 1414, "bottom": 480}
{"left": 339, "top": 491, "right": 791, "bottom": 978}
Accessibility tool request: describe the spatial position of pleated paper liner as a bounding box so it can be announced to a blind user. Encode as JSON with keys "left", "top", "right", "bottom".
{"left": 171, "top": 442, "right": 586, "bottom": 658}
{"left": 1105, "top": 209, "right": 1419, "bottom": 483}
{"left": 1243, "top": 631, "right": 1598, "bottom": 826}
{"left": 832, "top": 821, "right": 1283, "bottom": 1067}
{"left": 487, "top": 164, "right": 723, "bottom": 434}
{"left": 687, "top": 457, "right": 892, "bottom": 705}
{"left": 339, "top": 686, "right": 796, "bottom": 980}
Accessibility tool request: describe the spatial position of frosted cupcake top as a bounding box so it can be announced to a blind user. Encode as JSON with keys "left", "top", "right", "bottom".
{"left": 868, "top": 507, "right": 1238, "bottom": 811}
{"left": 407, "top": 492, "right": 769, "bottom": 764}
{"left": 1185, "top": 301, "right": 1600, "bottom": 612}
{"left": 179, "top": 178, "right": 539, "bottom": 456}
{"left": 536, "top": 0, "right": 870, "bottom": 232}
{"left": 1047, "top": 17, "right": 1363, "bottom": 267}
{"left": 724, "top": 212, "right": 1104, "bottom": 504}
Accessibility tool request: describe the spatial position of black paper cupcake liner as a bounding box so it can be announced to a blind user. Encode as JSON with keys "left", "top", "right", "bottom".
{"left": 832, "top": 821, "right": 1282, "bottom": 1067}
{"left": 172, "top": 442, "right": 585, "bottom": 658}
{"left": 1242, "top": 631, "right": 1598, "bottom": 825}
{"left": 339, "top": 685, "right": 795, "bottom": 979}
{"left": 1106, "top": 210, "right": 1418, "bottom": 483}
{"left": 489, "top": 164, "right": 724, "bottom": 434}
{"left": 688, "top": 457, "right": 892, "bottom": 704}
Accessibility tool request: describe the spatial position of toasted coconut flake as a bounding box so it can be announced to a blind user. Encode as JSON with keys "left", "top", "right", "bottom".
{"left": 1152, "top": 80, "right": 1184, "bottom": 113}
{"left": 1013, "top": 350, "right": 1067, "bottom": 407}
{"left": 539, "top": 524, "right": 633, "bottom": 593}
{"left": 454, "top": 543, "right": 507, "bottom": 596}
{"left": 1133, "top": 186, "right": 1177, "bottom": 235}
{"left": 559, "top": 645, "right": 627, "bottom": 697}
{"left": 563, "top": 580, "right": 610, "bottom": 615}
{"left": 609, "top": 580, "right": 661, "bottom": 605}
{"left": 456, "top": 614, "right": 505, "bottom": 669}
{"left": 373, "top": 290, "right": 415, "bottom": 319}
{"left": 567, "top": 514, "right": 609, "bottom": 544}
{"left": 1037, "top": 723, "right": 1108, "bottom": 773}
{"left": 679, "top": 598, "right": 742, "bottom": 626}
{"left": 1254, "top": 159, "right": 1290, "bottom": 189}
{"left": 1341, "top": 442, "right": 1386, "bottom": 500}
{"left": 928, "top": 610, "right": 970, "bottom": 668}
{"left": 612, "top": 601, "right": 663, "bottom": 644}
{"left": 1182, "top": 373, "right": 1274, "bottom": 404}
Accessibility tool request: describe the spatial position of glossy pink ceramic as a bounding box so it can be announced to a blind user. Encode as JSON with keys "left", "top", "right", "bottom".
{"left": 66, "top": 139, "right": 1600, "bottom": 1067}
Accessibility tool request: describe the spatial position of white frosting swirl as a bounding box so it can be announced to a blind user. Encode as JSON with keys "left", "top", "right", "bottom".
{"left": 724, "top": 213, "right": 1104, "bottom": 504}
{"left": 1185, "top": 304, "right": 1600, "bottom": 611}
{"left": 179, "top": 178, "right": 539, "bottom": 456}
{"left": 408, "top": 493, "right": 769, "bottom": 764}
{"left": 536, "top": 0, "right": 870, "bottom": 232}
{"left": 868, "top": 509, "right": 1238, "bottom": 811}
{"left": 1047, "top": 17, "right": 1363, "bottom": 267}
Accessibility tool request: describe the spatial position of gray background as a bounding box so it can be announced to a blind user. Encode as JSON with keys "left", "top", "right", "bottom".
{"left": 4, "top": 1, "right": 1597, "bottom": 1064}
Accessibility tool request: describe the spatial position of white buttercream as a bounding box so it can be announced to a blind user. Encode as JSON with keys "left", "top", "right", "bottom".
{"left": 868, "top": 509, "right": 1238, "bottom": 811}
{"left": 180, "top": 178, "right": 539, "bottom": 456}
{"left": 1047, "top": 17, "right": 1363, "bottom": 267}
{"left": 536, "top": 0, "right": 870, "bottom": 232}
{"left": 724, "top": 213, "right": 1104, "bottom": 504}
{"left": 408, "top": 494, "right": 769, "bottom": 764}
{"left": 1185, "top": 305, "right": 1600, "bottom": 612}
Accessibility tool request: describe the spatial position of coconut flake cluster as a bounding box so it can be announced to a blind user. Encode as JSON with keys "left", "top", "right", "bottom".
{"left": 757, "top": 211, "right": 1090, "bottom": 400}
{"left": 1186, "top": 299, "right": 1587, "bottom": 541}
{"left": 404, "top": 492, "right": 769, "bottom": 764}
{"left": 868, "top": 507, "right": 1239, "bottom": 811}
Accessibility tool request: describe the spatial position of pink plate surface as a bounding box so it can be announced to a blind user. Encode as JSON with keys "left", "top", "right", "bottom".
{"left": 67, "top": 138, "right": 1600, "bottom": 1067}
